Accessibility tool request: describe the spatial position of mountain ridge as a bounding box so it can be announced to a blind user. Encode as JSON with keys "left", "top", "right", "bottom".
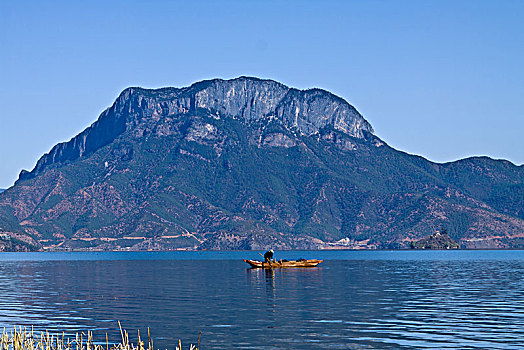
{"left": 18, "top": 76, "right": 373, "bottom": 183}
{"left": 1, "top": 76, "right": 522, "bottom": 251}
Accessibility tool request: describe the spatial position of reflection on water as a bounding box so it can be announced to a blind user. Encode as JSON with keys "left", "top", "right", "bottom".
{"left": 0, "top": 252, "right": 523, "bottom": 349}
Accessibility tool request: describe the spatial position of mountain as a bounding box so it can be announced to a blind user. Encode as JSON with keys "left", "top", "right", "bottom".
{"left": 0, "top": 189, "right": 4, "bottom": 194}
{"left": 0, "top": 76, "right": 522, "bottom": 251}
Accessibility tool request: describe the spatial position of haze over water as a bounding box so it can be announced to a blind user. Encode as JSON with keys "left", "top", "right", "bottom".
{"left": 0, "top": 250, "right": 523, "bottom": 349}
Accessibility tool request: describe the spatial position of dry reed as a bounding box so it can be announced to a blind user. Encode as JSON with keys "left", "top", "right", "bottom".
{"left": 0, "top": 322, "right": 199, "bottom": 350}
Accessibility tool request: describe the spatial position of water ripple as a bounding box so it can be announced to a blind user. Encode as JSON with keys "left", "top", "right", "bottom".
{"left": 0, "top": 252, "right": 523, "bottom": 349}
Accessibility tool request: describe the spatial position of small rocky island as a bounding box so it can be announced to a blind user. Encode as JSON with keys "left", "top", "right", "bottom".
{"left": 410, "top": 229, "right": 460, "bottom": 249}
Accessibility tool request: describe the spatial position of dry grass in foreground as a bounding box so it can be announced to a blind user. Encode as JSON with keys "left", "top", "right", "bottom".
{"left": 0, "top": 322, "right": 199, "bottom": 350}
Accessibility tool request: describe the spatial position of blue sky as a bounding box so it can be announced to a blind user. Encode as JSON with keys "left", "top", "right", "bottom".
{"left": 0, "top": 0, "right": 523, "bottom": 188}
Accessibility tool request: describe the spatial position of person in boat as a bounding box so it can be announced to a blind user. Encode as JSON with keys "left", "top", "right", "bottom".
{"left": 264, "top": 249, "right": 274, "bottom": 263}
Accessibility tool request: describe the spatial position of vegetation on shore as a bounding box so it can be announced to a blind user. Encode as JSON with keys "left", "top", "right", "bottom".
{"left": 0, "top": 323, "right": 199, "bottom": 350}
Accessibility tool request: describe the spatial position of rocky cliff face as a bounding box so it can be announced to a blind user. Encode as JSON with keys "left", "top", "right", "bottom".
{"left": 1, "top": 76, "right": 522, "bottom": 251}
{"left": 18, "top": 77, "right": 373, "bottom": 182}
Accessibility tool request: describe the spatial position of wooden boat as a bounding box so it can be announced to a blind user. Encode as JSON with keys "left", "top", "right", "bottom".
{"left": 243, "top": 259, "right": 323, "bottom": 268}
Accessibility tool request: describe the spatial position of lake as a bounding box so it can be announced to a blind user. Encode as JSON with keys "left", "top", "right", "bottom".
{"left": 0, "top": 250, "right": 523, "bottom": 349}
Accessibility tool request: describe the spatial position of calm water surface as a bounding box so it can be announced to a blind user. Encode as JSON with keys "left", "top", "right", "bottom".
{"left": 0, "top": 250, "right": 523, "bottom": 349}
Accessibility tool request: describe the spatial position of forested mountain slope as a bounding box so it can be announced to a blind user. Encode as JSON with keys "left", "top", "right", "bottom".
{"left": 1, "top": 77, "right": 522, "bottom": 251}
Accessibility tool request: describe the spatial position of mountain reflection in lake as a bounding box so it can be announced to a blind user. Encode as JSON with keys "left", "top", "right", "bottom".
{"left": 0, "top": 251, "right": 523, "bottom": 349}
